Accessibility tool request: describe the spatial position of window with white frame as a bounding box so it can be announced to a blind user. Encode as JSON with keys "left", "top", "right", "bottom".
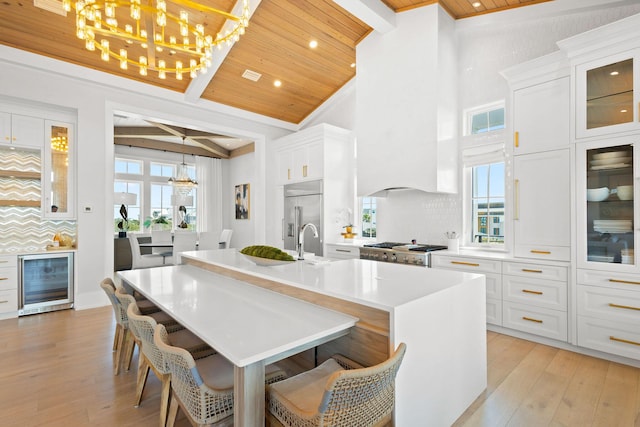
{"left": 114, "top": 155, "right": 198, "bottom": 233}
{"left": 464, "top": 102, "right": 505, "bottom": 135}
{"left": 361, "top": 197, "right": 377, "bottom": 238}
{"left": 462, "top": 143, "right": 506, "bottom": 248}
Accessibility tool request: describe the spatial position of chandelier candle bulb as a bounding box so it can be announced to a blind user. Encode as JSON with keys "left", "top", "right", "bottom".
{"left": 67, "top": 0, "right": 250, "bottom": 79}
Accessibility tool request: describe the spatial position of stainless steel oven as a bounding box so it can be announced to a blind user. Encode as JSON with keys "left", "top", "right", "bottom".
{"left": 18, "top": 252, "right": 74, "bottom": 316}
{"left": 359, "top": 242, "right": 447, "bottom": 267}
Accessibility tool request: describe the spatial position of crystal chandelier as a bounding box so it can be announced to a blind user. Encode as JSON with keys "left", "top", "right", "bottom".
{"left": 62, "top": 0, "right": 250, "bottom": 80}
{"left": 169, "top": 137, "right": 198, "bottom": 196}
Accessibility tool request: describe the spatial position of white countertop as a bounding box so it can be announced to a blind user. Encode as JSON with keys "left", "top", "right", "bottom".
{"left": 181, "top": 249, "right": 483, "bottom": 312}
{"left": 117, "top": 264, "right": 358, "bottom": 367}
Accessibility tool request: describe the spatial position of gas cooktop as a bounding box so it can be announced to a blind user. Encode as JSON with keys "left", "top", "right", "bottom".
{"left": 360, "top": 242, "right": 448, "bottom": 267}
{"left": 363, "top": 242, "right": 448, "bottom": 252}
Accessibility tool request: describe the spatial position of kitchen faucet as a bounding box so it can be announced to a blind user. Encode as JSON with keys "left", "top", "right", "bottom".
{"left": 298, "top": 223, "right": 319, "bottom": 260}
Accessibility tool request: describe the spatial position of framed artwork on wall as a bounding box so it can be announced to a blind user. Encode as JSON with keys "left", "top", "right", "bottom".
{"left": 235, "top": 183, "right": 250, "bottom": 219}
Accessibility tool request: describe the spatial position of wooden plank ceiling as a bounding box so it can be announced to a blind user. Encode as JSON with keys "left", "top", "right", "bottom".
{"left": 0, "top": 0, "right": 550, "bottom": 125}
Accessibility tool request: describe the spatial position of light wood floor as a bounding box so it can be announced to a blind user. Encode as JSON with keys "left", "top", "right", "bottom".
{"left": 0, "top": 307, "right": 639, "bottom": 426}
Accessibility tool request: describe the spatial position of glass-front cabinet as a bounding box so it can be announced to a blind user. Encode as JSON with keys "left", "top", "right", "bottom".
{"left": 577, "top": 137, "right": 638, "bottom": 271}
{"left": 576, "top": 50, "right": 639, "bottom": 139}
{"left": 43, "top": 120, "right": 75, "bottom": 219}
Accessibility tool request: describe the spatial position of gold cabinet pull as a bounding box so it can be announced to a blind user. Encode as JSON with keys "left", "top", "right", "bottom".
{"left": 522, "top": 316, "right": 543, "bottom": 323}
{"left": 609, "top": 336, "right": 640, "bottom": 347}
{"left": 609, "top": 303, "right": 640, "bottom": 311}
{"left": 0, "top": 277, "right": 8, "bottom": 281}
{"left": 522, "top": 289, "right": 543, "bottom": 295}
{"left": 514, "top": 131, "right": 519, "bottom": 148}
{"left": 302, "top": 165, "right": 308, "bottom": 177}
{"left": 530, "top": 250, "right": 551, "bottom": 255}
{"left": 522, "top": 269, "right": 543, "bottom": 273}
{"left": 609, "top": 278, "right": 640, "bottom": 286}
{"left": 287, "top": 168, "right": 291, "bottom": 180}
{"left": 0, "top": 260, "right": 8, "bottom": 263}
{"left": 451, "top": 261, "right": 480, "bottom": 267}
{"left": 0, "top": 300, "right": 8, "bottom": 304}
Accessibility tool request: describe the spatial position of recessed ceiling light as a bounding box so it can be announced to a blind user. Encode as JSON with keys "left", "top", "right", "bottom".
{"left": 350, "top": 63, "right": 356, "bottom": 68}
{"left": 621, "top": 109, "right": 628, "bottom": 113}
{"left": 274, "top": 80, "right": 282, "bottom": 88}
{"left": 472, "top": 1, "right": 481, "bottom": 7}
{"left": 309, "top": 40, "right": 318, "bottom": 49}
{"left": 610, "top": 71, "right": 619, "bottom": 76}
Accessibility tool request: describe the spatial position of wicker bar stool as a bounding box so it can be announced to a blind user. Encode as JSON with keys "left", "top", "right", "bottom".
{"left": 266, "top": 343, "right": 407, "bottom": 427}
{"left": 153, "top": 323, "right": 288, "bottom": 427}
{"left": 126, "top": 303, "right": 216, "bottom": 427}
{"left": 100, "top": 278, "right": 137, "bottom": 375}
{"left": 114, "top": 287, "right": 184, "bottom": 373}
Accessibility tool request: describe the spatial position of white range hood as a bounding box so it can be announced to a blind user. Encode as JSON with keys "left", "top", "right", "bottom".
{"left": 355, "top": 4, "right": 458, "bottom": 196}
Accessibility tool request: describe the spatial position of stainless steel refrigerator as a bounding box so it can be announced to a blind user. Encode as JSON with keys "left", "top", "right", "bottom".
{"left": 283, "top": 179, "right": 323, "bottom": 256}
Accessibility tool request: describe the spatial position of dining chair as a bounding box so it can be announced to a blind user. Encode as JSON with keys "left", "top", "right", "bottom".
{"left": 126, "top": 303, "right": 216, "bottom": 427}
{"left": 154, "top": 323, "right": 288, "bottom": 427}
{"left": 129, "top": 235, "right": 165, "bottom": 269}
{"left": 219, "top": 228, "right": 233, "bottom": 249}
{"left": 267, "top": 343, "right": 407, "bottom": 427}
{"left": 196, "top": 231, "right": 218, "bottom": 251}
{"left": 151, "top": 229, "right": 173, "bottom": 261}
{"left": 164, "top": 231, "right": 197, "bottom": 265}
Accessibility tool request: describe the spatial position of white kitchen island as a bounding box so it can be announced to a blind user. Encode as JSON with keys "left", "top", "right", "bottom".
{"left": 182, "top": 249, "right": 488, "bottom": 426}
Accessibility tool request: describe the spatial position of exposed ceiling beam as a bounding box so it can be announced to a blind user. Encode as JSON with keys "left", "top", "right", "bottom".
{"left": 114, "top": 137, "right": 224, "bottom": 158}
{"left": 184, "top": 0, "right": 263, "bottom": 102}
{"left": 147, "top": 121, "right": 231, "bottom": 158}
{"left": 332, "top": 0, "right": 396, "bottom": 33}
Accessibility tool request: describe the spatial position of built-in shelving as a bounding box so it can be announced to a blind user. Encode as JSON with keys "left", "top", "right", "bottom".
{"left": 0, "top": 200, "right": 40, "bottom": 207}
{"left": 0, "top": 170, "right": 40, "bottom": 179}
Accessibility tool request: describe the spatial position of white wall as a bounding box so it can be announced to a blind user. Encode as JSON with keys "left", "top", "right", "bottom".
{"left": 227, "top": 152, "right": 257, "bottom": 249}
{"left": 0, "top": 46, "right": 291, "bottom": 310}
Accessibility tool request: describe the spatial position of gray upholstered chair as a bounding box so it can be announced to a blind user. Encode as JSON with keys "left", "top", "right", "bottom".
{"left": 100, "top": 278, "right": 130, "bottom": 375}
{"left": 267, "top": 343, "right": 407, "bottom": 427}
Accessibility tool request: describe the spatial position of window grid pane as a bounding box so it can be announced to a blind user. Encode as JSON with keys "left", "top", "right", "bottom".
{"left": 471, "top": 163, "right": 504, "bottom": 244}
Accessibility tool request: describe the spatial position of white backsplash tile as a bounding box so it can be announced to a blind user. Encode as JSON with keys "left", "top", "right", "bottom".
{"left": 376, "top": 190, "right": 461, "bottom": 245}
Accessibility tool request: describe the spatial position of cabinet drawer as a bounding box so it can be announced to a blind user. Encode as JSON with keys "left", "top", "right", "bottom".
{"left": 487, "top": 298, "right": 502, "bottom": 326}
{"left": 503, "top": 261, "right": 567, "bottom": 281}
{"left": 514, "top": 245, "right": 570, "bottom": 262}
{"left": 577, "top": 316, "right": 640, "bottom": 361}
{"left": 324, "top": 245, "right": 359, "bottom": 260}
{"left": 577, "top": 285, "right": 640, "bottom": 323}
{"left": 485, "top": 273, "right": 502, "bottom": 300}
{"left": 577, "top": 269, "right": 640, "bottom": 291}
{"left": 0, "top": 267, "right": 17, "bottom": 291}
{"left": 0, "top": 255, "right": 17, "bottom": 268}
{"left": 0, "top": 289, "right": 18, "bottom": 313}
{"left": 503, "top": 276, "right": 567, "bottom": 311}
{"left": 503, "top": 302, "right": 568, "bottom": 341}
{"left": 431, "top": 255, "right": 502, "bottom": 274}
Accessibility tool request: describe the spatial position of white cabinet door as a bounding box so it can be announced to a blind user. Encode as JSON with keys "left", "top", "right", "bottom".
{"left": 513, "top": 149, "right": 571, "bottom": 261}
{"left": 0, "top": 113, "right": 43, "bottom": 148}
{"left": 513, "top": 76, "right": 570, "bottom": 155}
{"left": 0, "top": 111, "right": 10, "bottom": 145}
{"left": 276, "top": 149, "right": 293, "bottom": 184}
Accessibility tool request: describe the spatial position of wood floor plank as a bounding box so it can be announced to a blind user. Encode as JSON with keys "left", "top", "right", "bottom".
{"left": 592, "top": 363, "right": 640, "bottom": 426}
{"left": 550, "top": 354, "right": 609, "bottom": 426}
{"left": 505, "top": 349, "right": 580, "bottom": 426}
